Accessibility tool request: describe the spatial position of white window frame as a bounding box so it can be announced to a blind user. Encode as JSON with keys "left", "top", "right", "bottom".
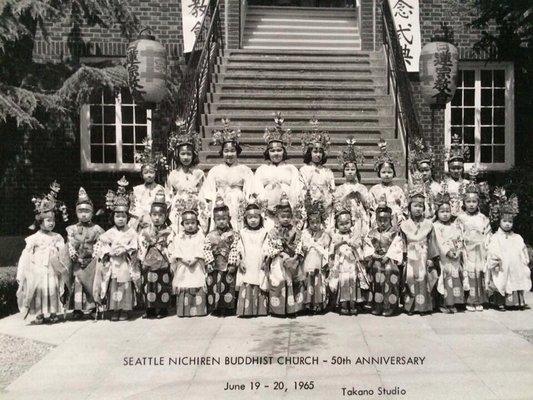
{"left": 444, "top": 61, "right": 515, "bottom": 171}
{"left": 80, "top": 91, "right": 152, "bottom": 172}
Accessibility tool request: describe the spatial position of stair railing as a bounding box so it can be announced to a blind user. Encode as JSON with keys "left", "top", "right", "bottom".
{"left": 176, "top": 0, "right": 223, "bottom": 136}
{"left": 381, "top": 0, "right": 423, "bottom": 175}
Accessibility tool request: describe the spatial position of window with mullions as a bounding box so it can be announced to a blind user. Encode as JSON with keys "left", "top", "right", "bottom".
{"left": 445, "top": 63, "right": 514, "bottom": 170}
{"left": 80, "top": 89, "right": 152, "bottom": 171}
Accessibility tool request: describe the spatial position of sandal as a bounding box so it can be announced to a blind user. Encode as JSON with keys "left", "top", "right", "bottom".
{"left": 49, "top": 314, "right": 59, "bottom": 324}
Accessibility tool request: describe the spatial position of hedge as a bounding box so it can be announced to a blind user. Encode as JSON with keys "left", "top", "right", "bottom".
{"left": 0, "top": 266, "right": 18, "bottom": 318}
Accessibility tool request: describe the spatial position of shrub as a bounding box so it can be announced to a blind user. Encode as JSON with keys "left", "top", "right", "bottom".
{"left": 0, "top": 266, "right": 18, "bottom": 319}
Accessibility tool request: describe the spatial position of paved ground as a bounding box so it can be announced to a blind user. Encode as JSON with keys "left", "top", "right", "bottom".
{"left": 1, "top": 294, "right": 533, "bottom": 400}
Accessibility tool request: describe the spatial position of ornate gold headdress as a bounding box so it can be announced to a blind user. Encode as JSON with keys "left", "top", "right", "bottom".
{"left": 168, "top": 119, "right": 202, "bottom": 154}
{"left": 374, "top": 138, "right": 399, "bottom": 172}
{"left": 408, "top": 171, "right": 426, "bottom": 200}
{"left": 211, "top": 118, "right": 241, "bottom": 147}
{"left": 135, "top": 138, "right": 168, "bottom": 172}
{"left": 76, "top": 187, "right": 93, "bottom": 210}
{"left": 489, "top": 187, "right": 519, "bottom": 222}
{"left": 410, "top": 137, "right": 435, "bottom": 168}
{"left": 339, "top": 137, "right": 364, "bottom": 169}
{"left": 301, "top": 118, "right": 330, "bottom": 153}
{"left": 29, "top": 181, "right": 68, "bottom": 229}
{"left": 264, "top": 112, "right": 291, "bottom": 147}
{"left": 434, "top": 181, "right": 452, "bottom": 207}
{"left": 105, "top": 176, "right": 133, "bottom": 213}
{"left": 446, "top": 133, "right": 469, "bottom": 163}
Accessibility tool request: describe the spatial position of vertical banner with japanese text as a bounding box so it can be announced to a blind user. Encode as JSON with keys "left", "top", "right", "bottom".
{"left": 388, "top": 0, "right": 421, "bottom": 72}
{"left": 182, "top": 0, "right": 208, "bottom": 53}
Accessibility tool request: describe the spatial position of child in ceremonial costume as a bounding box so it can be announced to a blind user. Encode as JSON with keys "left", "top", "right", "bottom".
{"left": 204, "top": 195, "right": 239, "bottom": 315}
{"left": 334, "top": 138, "right": 371, "bottom": 234}
{"left": 93, "top": 177, "right": 140, "bottom": 321}
{"left": 328, "top": 200, "right": 372, "bottom": 315}
{"left": 130, "top": 140, "right": 167, "bottom": 231}
{"left": 367, "top": 195, "right": 401, "bottom": 316}
{"left": 138, "top": 189, "right": 173, "bottom": 319}
{"left": 455, "top": 166, "right": 492, "bottom": 312}
{"left": 170, "top": 195, "right": 209, "bottom": 317}
{"left": 410, "top": 138, "right": 442, "bottom": 219}
{"left": 393, "top": 172, "right": 439, "bottom": 315}
{"left": 263, "top": 192, "right": 305, "bottom": 317}
{"left": 65, "top": 187, "right": 104, "bottom": 319}
{"left": 369, "top": 138, "right": 406, "bottom": 228}
{"left": 17, "top": 181, "right": 69, "bottom": 324}
{"left": 486, "top": 188, "right": 532, "bottom": 310}
{"left": 298, "top": 119, "right": 336, "bottom": 230}
{"left": 432, "top": 184, "right": 466, "bottom": 313}
{"left": 232, "top": 195, "right": 269, "bottom": 317}
{"left": 299, "top": 191, "right": 331, "bottom": 313}
{"left": 444, "top": 135, "right": 470, "bottom": 218}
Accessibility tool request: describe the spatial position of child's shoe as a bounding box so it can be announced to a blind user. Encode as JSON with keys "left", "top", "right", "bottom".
{"left": 49, "top": 313, "right": 59, "bottom": 324}
{"left": 119, "top": 311, "right": 129, "bottom": 321}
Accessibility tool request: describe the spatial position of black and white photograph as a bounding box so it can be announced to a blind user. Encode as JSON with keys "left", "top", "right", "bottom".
{"left": 0, "top": 0, "right": 532, "bottom": 399}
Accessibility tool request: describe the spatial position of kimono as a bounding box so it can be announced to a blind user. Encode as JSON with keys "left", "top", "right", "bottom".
{"left": 335, "top": 182, "right": 370, "bottom": 233}
{"left": 455, "top": 212, "right": 491, "bottom": 305}
{"left": 263, "top": 223, "right": 304, "bottom": 316}
{"left": 130, "top": 183, "right": 166, "bottom": 230}
{"left": 486, "top": 229, "right": 532, "bottom": 307}
{"left": 433, "top": 220, "right": 466, "bottom": 306}
{"left": 93, "top": 226, "right": 140, "bottom": 311}
{"left": 299, "top": 228, "right": 331, "bottom": 312}
{"left": 389, "top": 218, "right": 439, "bottom": 313}
{"left": 165, "top": 168, "right": 206, "bottom": 231}
{"left": 423, "top": 180, "right": 442, "bottom": 219}
{"left": 368, "top": 183, "right": 407, "bottom": 227}
{"left": 444, "top": 177, "right": 469, "bottom": 217}
{"left": 204, "top": 228, "right": 239, "bottom": 314}
{"left": 328, "top": 227, "right": 372, "bottom": 312}
{"left": 138, "top": 225, "right": 173, "bottom": 311}
{"left": 253, "top": 163, "right": 302, "bottom": 229}
{"left": 299, "top": 164, "right": 336, "bottom": 229}
{"left": 170, "top": 230, "right": 208, "bottom": 317}
{"left": 200, "top": 163, "right": 255, "bottom": 231}
{"left": 16, "top": 231, "right": 68, "bottom": 319}
{"left": 367, "top": 224, "right": 401, "bottom": 315}
{"left": 65, "top": 222, "right": 104, "bottom": 312}
{"left": 232, "top": 227, "right": 269, "bottom": 317}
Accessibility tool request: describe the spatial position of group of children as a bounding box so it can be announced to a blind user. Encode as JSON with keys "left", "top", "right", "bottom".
{"left": 15, "top": 120, "right": 532, "bottom": 324}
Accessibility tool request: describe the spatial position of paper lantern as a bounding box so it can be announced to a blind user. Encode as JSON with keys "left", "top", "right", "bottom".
{"left": 419, "top": 41, "right": 459, "bottom": 109}
{"left": 126, "top": 29, "right": 168, "bottom": 104}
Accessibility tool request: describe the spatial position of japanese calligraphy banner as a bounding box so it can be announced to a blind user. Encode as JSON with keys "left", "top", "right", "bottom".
{"left": 182, "top": 0, "right": 208, "bottom": 53}
{"left": 388, "top": 0, "right": 421, "bottom": 72}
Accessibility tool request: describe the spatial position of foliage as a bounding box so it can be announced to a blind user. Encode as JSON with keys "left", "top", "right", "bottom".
{"left": 0, "top": 266, "right": 18, "bottom": 318}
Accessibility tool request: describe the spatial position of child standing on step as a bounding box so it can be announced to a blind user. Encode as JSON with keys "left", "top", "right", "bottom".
{"left": 486, "top": 188, "right": 531, "bottom": 310}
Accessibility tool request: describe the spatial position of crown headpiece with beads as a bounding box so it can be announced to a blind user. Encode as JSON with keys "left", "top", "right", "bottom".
{"left": 333, "top": 198, "right": 351, "bottom": 219}
{"left": 303, "top": 189, "right": 326, "bottom": 220}
{"left": 29, "top": 181, "right": 68, "bottom": 229}
{"left": 213, "top": 193, "right": 230, "bottom": 214}
{"left": 408, "top": 171, "right": 426, "bottom": 200}
{"left": 339, "top": 137, "right": 364, "bottom": 169}
{"left": 76, "top": 187, "right": 93, "bottom": 210}
{"left": 168, "top": 119, "right": 202, "bottom": 154}
{"left": 489, "top": 187, "right": 519, "bottom": 222}
{"left": 375, "top": 193, "right": 392, "bottom": 214}
{"left": 264, "top": 112, "right": 291, "bottom": 147}
{"left": 150, "top": 188, "right": 167, "bottom": 213}
{"left": 135, "top": 138, "right": 168, "bottom": 172}
{"left": 446, "top": 133, "right": 470, "bottom": 163}
{"left": 301, "top": 118, "right": 330, "bottom": 153}
{"left": 212, "top": 118, "right": 241, "bottom": 147}
{"left": 105, "top": 176, "right": 133, "bottom": 213}
{"left": 410, "top": 137, "right": 435, "bottom": 167}
{"left": 374, "top": 138, "right": 399, "bottom": 172}
{"left": 434, "top": 181, "right": 452, "bottom": 207}
{"left": 463, "top": 165, "right": 481, "bottom": 196}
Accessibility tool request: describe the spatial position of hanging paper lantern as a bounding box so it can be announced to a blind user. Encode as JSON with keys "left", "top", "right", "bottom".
{"left": 126, "top": 28, "right": 168, "bottom": 104}
{"left": 419, "top": 41, "right": 459, "bottom": 109}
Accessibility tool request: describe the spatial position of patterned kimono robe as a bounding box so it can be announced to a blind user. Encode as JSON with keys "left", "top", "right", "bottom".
{"left": 263, "top": 223, "right": 304, "bottom": 316}
{"left": 444, "top": 177, "right": 469, "bottom": 217}
{"left": 367, "top": 225, "right": 401, "bottom": 314}
{"left": 455, "top": 212, "right": 491, "bottom": 305}
{"left": 368, "top": 183, "right": 407, "bottom": 227}
{"left": 138, "top": 225, "right": 173, "bottom": 310}
{"left": 335, "top": 182, "right": 371, "bottom": 233}
{"left": 433, "top": 220, "right": 466, "bottom": 306}
{"left": 389, "top": 218, "right": 439, "bottom": 313}
{"left": 16, "top": 231, "right": 68, "bottom": 319}
{"left": 299, "top": 164, "right": 336, "bottom": 229}
{"left": 486, "top": 229, "right": 532, "bottom": 307}
{"left": 170, "top": 230, "right": 208, "bottom": 317}
{"left": 328, "top": 227, "right": 372, "bottom": 311}
{"left": 165, "top": 168, "right": 206, "bottom": 231}
{"left": 200, "top": 163, "right": 255, "bottom": 231}
{"left": 253, "top": 163, "right": 302, "bottom": 229}
{"left": 423, "top": 180, "right": 442, "bottom": 220}
{"left": 65, "top": 222, "right": 104, "bottom": 312}
{"left": 299, "top": 228, "right": 331, "bottom": 311}
{"left": 204, "top": 228, "right": 239, "bottom": 313}
{"left": 232, "top": 227, "right": 269, "bottom": 317}
{"left": 130, "top": 183, "right": 166, "bottom": 231}
{"left": 93, "top": 226, "right": 140, "bottom": 311}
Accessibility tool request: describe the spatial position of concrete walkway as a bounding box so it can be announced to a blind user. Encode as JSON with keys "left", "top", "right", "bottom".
{"left": 1, "top": 294, "right": 533, "bottom": 400}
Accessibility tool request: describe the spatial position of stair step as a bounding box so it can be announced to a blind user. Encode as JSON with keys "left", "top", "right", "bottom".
{"left": 243, "top": 25, "right": 359, "bottom": 33}
{"left": 206, "top": 102, "right": 393, "bottom": 114}
{"left": 212, "top": 83, "right": 386, "bottom": 95}
{"left": 243, "top": 32, "right": 359, "bottom": 41}
{"left": 227, "top": 48, "right": 379, "bottom": 56}
{"left": 218, "top": 63, "right": 383, "bottom": 73}
{"left": 202, "top": 114, "right": 395, "bottom": 127}
{"left": 247, "top": 5, "right": 359, "bottom": 15}
{"left": 201, "top": 136, "right": 396, "bottom": 146}
{"left": 215, "top": 71, "right": 381, "bottom": 82}
{"left": 245, "top": 16, "right": 356, "bottom": 25}
{"left": 209, "top": 92, "right": 391, "bottom": 102}
{"left": 243, "top": 44, "right": 361, "bottom": 51}
{"left": 202, "top": 126, "right": 395, "bottom": 137}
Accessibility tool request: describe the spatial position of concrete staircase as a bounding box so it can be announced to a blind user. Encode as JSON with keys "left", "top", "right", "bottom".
{"left": 198, "top": 7, "right": 405, "bottom": 186}
{"left": 243, "top": 6, "right": 360, "bottom": 50}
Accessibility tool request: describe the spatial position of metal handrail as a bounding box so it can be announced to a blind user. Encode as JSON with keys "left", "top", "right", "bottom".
{"left": 381, "top": 0, "right": 423, "bottom": 174}
{"left": 176, "top": 0, "right": 223, "bottom": 135}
